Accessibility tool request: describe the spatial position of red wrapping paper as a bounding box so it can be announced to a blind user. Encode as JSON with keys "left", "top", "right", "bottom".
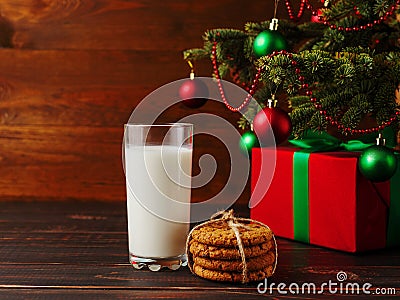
{"left": 250, "top": 147, "right": 390, "bottom": 253}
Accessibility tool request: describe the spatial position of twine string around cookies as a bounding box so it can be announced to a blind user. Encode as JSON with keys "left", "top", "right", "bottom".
{"left": 211, "top": 210, "right": 253, "bottom": 283}
{"left": 186, "top": 210, "right": 278, "bottom": 284}
{"left": 228, "top": 217, "right": 249, "bottom": 283}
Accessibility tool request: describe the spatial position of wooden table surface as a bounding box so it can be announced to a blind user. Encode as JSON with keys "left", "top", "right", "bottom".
{"left": 0, "top": 201, "right": 399, "bottom": 299}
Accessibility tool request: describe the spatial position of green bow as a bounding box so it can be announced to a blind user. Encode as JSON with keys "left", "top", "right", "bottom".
{"left": 289, "top": 132, "right": 372, "bottom": 152}
{"left": 288, "top": 127, "right": 397, "bottom": 152}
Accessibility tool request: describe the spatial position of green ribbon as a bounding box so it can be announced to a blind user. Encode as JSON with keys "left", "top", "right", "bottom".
{"left": 387, "top": 154, "right": 400, "bottom": 247}
{"left": 293, "top": 152, "right": 310, "bottom": 242}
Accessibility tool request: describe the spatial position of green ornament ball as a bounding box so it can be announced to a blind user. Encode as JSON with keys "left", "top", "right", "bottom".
{"left": 358, "top": 145, "right": 398, "bottom": 182}
{"left": 239, "top": 131, "right": 259, "bottom": 155}
{"left": 253, "top": 30, "right": 287, "bottom": 58}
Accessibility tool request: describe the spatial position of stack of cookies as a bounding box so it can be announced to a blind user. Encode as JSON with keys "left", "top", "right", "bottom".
{"left": 186, "top": 211, "right": 277, "bottom": 283}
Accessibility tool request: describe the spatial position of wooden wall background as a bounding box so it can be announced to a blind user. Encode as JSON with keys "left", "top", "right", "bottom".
{"left": 0, "top": 0, "right": 316, "bottom": 203}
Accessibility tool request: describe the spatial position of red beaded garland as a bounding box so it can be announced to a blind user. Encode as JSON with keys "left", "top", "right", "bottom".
{"left": 284, "top": 0, "right": 400, "bottom": 32}
{"left": 212, "top": 42, "right": 261, "bottom": 112}
{"left": 211, "top": 41, "right": 399, "bottom": 133}
{"left": 285, "top": 0, "right": 307, "bottom": 21}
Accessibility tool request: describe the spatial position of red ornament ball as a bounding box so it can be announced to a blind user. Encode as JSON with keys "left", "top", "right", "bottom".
{"left": 253, "top": 107, "right": 292, "bottom": 146}
{"left": 179, "top": 78, "right": 208, "bottom": 109}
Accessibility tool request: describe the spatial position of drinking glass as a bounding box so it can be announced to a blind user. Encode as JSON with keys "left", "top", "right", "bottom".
{"left": 123, "top": 123, "right": 193, "bottom": 271}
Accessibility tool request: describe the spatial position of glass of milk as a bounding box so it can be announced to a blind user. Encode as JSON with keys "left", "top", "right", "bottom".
{"left": 123, "top": 123, "right": 193, "bottom": 271}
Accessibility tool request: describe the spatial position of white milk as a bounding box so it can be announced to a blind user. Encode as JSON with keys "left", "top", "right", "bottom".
{"left": 125, "top": 145, "right": 192, "bottom": 258}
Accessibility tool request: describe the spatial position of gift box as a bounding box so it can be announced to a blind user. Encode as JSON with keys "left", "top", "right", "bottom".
{"left": 250, "top": 146, "right": 400, "bottom": 253}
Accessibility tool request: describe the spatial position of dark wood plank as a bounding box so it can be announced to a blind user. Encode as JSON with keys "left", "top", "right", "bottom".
{"left": 0, "top": 262, "right": 399, "bottom": 290}
{"left": 0, "top": 0, "right": 292, "bottom": 51}
{"left": 1, "top": 229, "right": 399, "bottom": 268}
{"left": 0, "top": 124, "right": 249, "bottom": 202}
{"left": 0, "top": 49, "right": 182, "bottom": 126}
{"left": 0, "top": 289, "right": 362, "bottom": 300}
{"left": 0, "top": 125, "right": 125, "bottom": 201}
{"left": 0, "top": 290, "right": 295, "bottom": 300}
{"left": 0, "top": 290, "right": 394, "bottom": 300}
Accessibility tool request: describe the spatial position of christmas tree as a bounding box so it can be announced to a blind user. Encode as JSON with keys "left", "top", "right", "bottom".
{"left": 183, "top": 0, "right": 400, "bottom": 142}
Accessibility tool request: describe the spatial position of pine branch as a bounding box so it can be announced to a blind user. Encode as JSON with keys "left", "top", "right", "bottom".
{"left": 204, "top": 29, "right": 248, "bottom": 42}
{"left": 288, "top": 96, "right": 310, "bottom": 108}
{"left": 238, "top": 99, "right": 265, "bottom": 130}
{"left": 340, "top": 104, "right": 368, "bottom": 129}
{"left": 183, "top": 48, "right": 209, "bottom": 61}
{"left": 290, "top": 103, "right": 318, "bottom": 137}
